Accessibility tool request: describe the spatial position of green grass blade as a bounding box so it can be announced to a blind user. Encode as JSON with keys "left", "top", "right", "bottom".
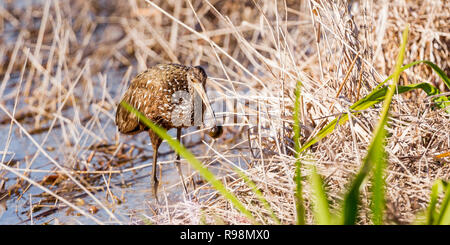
{"left": 294, "top": 165, "right": 305, "bottom": 225}
{"left": 341, "top": 24, "right": 409, "bottom": 225}
{"left": 354, "top": 83, "right": 449, "bottom": 112}
{"left": 341, "top": 173, "right": 368, "bottom": 225}
{"left": 299, "top": 64, "right": 450, "bottom": 154}
{"left": 371, "top": 134, "right": 387, "bottom": 225}
{"left": 423, "top": 61, "right": 450, "bottom": 90}
{"left": 373, "top": 60, "right": 450, "bottom": 91}
{"left": 342, "top": 126, "right": 386, "bottom": 225}
{"left": 234, "top": 167, "right": 281, "bottom": 224}
{"left": 437, "top": 181, "right": 450, "bottom": 225}
{"left": 367, "top": 24, "right": 413, "bottom": 223}
{"left": 309, "top": 165, "right": 332, "bottom": 225}
{"left": 426, "top": 180, "right": 443, "bottom": 225}
{"left": 120, "top": 101, "right": 257, "bottom": 224}
{"left": 293, "top": 81, "right": 305, "bottom": 225}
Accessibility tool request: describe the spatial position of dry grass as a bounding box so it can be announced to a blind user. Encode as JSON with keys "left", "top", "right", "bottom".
{"left": 0, "top": 0, "right": 449, "bottom": 224}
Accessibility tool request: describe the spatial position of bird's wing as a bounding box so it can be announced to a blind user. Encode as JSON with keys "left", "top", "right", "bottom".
{"left": 115, "top": 88, "right": 148, "bottom": 135}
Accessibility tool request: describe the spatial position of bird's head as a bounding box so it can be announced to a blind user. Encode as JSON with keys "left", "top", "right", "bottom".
{"left": 189, "top": 66, "right": 207, "bottom": 87}
{"left": 187, "top": 66, "right": 223, "bottom": 139}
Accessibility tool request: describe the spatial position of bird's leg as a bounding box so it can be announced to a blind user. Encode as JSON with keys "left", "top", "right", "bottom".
{"left": 176, "top": 127, "right": 189, "bottom": 198}
{"left": 149, "top": 130, "right": 162, "bottom": 201}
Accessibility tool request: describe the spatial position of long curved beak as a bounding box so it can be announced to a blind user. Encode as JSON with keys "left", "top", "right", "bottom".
{"left": 191, "top": 82, "right": 217, "bottom": 127}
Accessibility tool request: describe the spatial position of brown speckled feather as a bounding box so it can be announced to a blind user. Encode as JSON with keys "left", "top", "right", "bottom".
{"left": 115, "top": 64, "right": 204, "bottom": 134}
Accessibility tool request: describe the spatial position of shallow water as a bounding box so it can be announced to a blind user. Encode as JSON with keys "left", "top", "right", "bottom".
{"left": 0, "top": 61, "right": 212, "bottom": 225}
{"left": 0, "top": 109, "right": 210, "bottom": 224}
{"left": 0, "top": 62, "right": 227, "bottom": 224}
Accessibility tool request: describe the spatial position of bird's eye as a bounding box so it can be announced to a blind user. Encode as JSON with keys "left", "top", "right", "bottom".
{"left": 208, "top": 125, "right": 223, "bottom": 138}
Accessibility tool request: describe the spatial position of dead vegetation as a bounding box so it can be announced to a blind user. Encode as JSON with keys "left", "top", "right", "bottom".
{"left": 0, "top": 0, "right": 449, "bottom": 224}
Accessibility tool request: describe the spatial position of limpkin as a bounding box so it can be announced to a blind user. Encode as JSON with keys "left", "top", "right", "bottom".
{"left": 115, "top": 64, "right": 223, "bottom": 198}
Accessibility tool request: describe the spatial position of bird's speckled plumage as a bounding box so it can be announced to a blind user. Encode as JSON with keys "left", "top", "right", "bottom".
{"left": 116, "top": 64, "right": 206, "bottom": 134}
